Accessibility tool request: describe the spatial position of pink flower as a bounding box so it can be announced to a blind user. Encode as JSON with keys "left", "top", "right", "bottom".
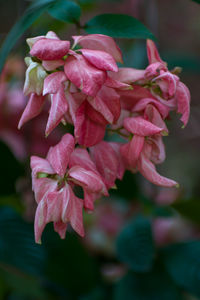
{"left": 31, "top": 133, "right": 107, "bottom": 243}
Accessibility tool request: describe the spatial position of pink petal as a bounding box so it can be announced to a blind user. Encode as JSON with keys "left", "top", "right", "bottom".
{"left": 132, "top": 97, "right": 169, "bottom": 119}
{"left": 144, "top": 105, "right": 168, "bottom": 133}
{"left": 110, "top": 67, "right": 145, "bottom": 83}
{"left": 75, "top": 101, "right": 106, "bottom": 147}
{"left": 79, "top": 49, "right": 118, "bottom": 72}
{"left": 53, "top": 221, "right": 67, "bottom": 239}
{"left": 43, "top": 71, "right": 66, "bottom": 95}
{"left": 46, "top": 191, "right": 63, "bottom": 222}
{"left": 138, "top": 152, "right": 178, "bottom": 187}
{"left": 176, "top": 82, "right": 190, "bottom": 127}
{"left": 148, "top": 136, "right": 166, "bottom": 165}
{"left": 30, "top": 38, "right": 70, "bottom": 60}
{"left": 105, "top": 76, "right": 131, "bottom": 90}
{"left": 154, "top": 71, "right": 179, "bottom": 98}
{"left": 120, "top": 135, "right": 144, "bottom": 169}
{"left": 18, "top": 93, "right": 45, "bottom": 129}
{"left": 61, "top": 185, "right": 84, "bottom": 237}
{"left": 69, "top": 166, "right": 105, "bottom": 193}
{"left": 83, "top": 190, "right": 95, "bottom": 211}
{"left": 90, "top": 141, "right": 118, "bottom": 189}
{"left": 64, "top": 54, "right": 106, "bottom": 97}
{"left": 69, "top": 148, "right": 98, "bottom": 173}
{"left": 47, "top": 133, "right": 75, "bottom": 177}
{"left": 32, "top": 177, "right": 57, "bottom": 205}
{"left": 45, "top": 85, "right": 68, "bottom": 136}
{"left": 31, "top": 155, "right": 55, "bottom": 176}
{"left": 42, "top": 59, "right": 64, "bottom": 71}
{"left": 124, "top": 116, "right": 164, "bottom": 136}
{"left": 72, "top": 34, "right": 123, "bottom": 63}
{"left": 89, "top": 86, "right": 120, "bottom": 124}
{"left": 146, "top": 39, "right": 165, "bottom": 65}
{"left": 34, "top": 199, "right": 47, "bottom": 243}
{"left": 65, "top": 91, "right": 85, "bottom": 124}
{"left": 109, "top": 142, "right": 125, "bottom": 179}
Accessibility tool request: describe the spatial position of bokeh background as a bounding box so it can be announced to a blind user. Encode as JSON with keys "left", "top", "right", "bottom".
{"left": 0, "top": 0, "right": 200, "bottom": 299}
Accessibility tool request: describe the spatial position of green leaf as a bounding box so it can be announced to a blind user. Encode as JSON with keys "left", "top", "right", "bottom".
{"left": 48, "top": 0, "right": 81, "bottom": 23}
{"left": 0, "top": 0, "right": 54, "bottom": 73}
{"left": 43, "top": 224, "right": 100, "bottom": 296}
{"left": 192, "top": 0, "right": 200, "bottom": 4}
{"left": 172, "top": 199, "right": 200, "bottom": 224}
{"left": 162, "top": 241, "right": 200, "bottom": 297}
{"left": 114, "top": 264, "right": 183, "bottom": 300}
{"left": 85, "top": 14, "right": 155, "bottom": 40}
{"left": 116, "top": 216, "right": 155, "bottom": 272}
{"left": 0, "top": 208, "right": 46, "bottom": 276}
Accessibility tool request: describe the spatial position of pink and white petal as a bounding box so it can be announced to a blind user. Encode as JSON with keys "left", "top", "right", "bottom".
{"left": 83, "top": 190, "right": 95, "bottom": 211}
{"left": 105, "top": 76, "right": 131, "bottom": 90}
{"left": 43, "top": 71, "right": 67, "bottom": 95}
{"left": 53, "top": 221, "right": 67, "bottom": 239}
{"left": 69, "top": 166, "right": 105, "bottom": 193}
{"left": 137, "top": 153, "right": 178, "bottom": 187}
{"left": 132, "top": 97, "right": 169, "bottom": 119}
{"left": 46, "top": 31, "right": 60, "bottom": 40}
{"left": 18, "top": 93, "right": 46, "bottom": 129}
{"left": 34, "top": 199, "right": 47, "bottom": 244}
{"left": 176, "top": 82, "right": 191, "bottom": 127}
{"left": 64, "top": 54, "right": 106, "bottom": 97}
{"left": 69, "top": 148, "right": 97, "bottom": 173}
{"left": 46, "top": 191, "right": 63, "bottom": 222}
{"left": 32, "top": 177, "right": 57, "bottom": 204}
{"left": 90, "top": 141, "right": 118, "bottom": 189}
{"left": 75, "top": 101, "right": 106, "bottom": 147}
{"left": 47, "top": 133, "right": 75, "bottom": 177}
{"left": 31, "top": 155, "right": 55, "bottom": 176}
{"left": 124, "top": 116, "right": 164, "bottom": 136}
{"left": 146, "top": 39, "right": 166, "bottom": 65}
{"left": 148, "top": 136, "right": 166, "bottom": 165}
{"left": 89, "top": 86, "right": 121, "bottom": 124}
{"left": 72, "top": 34, "right": 123, "bottom": 63}
{"left": 30, "top": 39, "right": 70, "bottom": 60}
{"left": 110, "top": 68, "right": 145, "bottom": 83}
{"left": 61, "top": 185, "right": 84, "bottom": 237}
{"left": 65, "top": 91, "right": 85, "bottom": 124}
{"left": 144, "top": 105, "right": 168, "bottom": 133}
{"left": 45, "top": 85, "right": 68, "bottom": 136}
{"left": 109, "top": 142, "right": 125, "bottom": 179}
{"left": 42, "top": 59, "right": 64, "bottom": 71}
{"left": 80, "top": 49, "right": 118, "bottom": 72}
{"left": 120, "top": 135, "right": 144, "bottom": 169}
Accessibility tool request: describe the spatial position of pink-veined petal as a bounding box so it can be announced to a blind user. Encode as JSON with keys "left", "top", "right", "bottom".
{"left": 45, "top": 85, "right": 68, "bottom": 136}
{"left": 132, "top": 97, "right": 169, "bottom": 119}
{"left": 61, "top": 185, "right": 84, "bottom": 237}
{"left": 74, "top": 101, "right": 106, "bottom": 147}
{"left": 120, "top": 135, "right": 144, "bottom": 169}
{"left": 30, "top": 38, "right": 70, "bottom": 60}
{"left": 89, "top": 86, "right": 121, "bottom": 124}
{"left": 34, "top": 199, "right": 47, "bottom": 243}
{"left": 90, "top": 141, "right": 118, "bottom": 189}
{"left": 18, "top": 93, "right": 45, "bottom": 129}
{"left": 138, "top": 152, "right": 178, "bottom": 187}
{"left": 43, "top": 71, "right": 67, "bottom": 95}
{"left": 42, "top": 59, "right": 64, "bottom": 71}
{"left": 64, "top": 54, "right": 106, "bottom": 97}
{"left": 47, "top": 133, "right": 75, "bottom": 177}
{"left": 176, "top": 81, "right": 191, "bottom": 127}
{"left": 124, "top": 116, "right": 164, "bottom": 136}
{"left": 31, "top": 156, "right": 54, "bottom": 176}
{"left": 72, "top": 34, "right": 123, "bottom": 63}
{"left": 110, "top": 67, "right": 145, "bottom": 83}
{"left": 69, "top": 148, "right": 98, "bottom": 173}
{"left": 53, "top": 221, "right": 67, "bottom": 239}
{"left": 146, "top": 39, "right": 165, "bottom": 65}
{"left": 144, "top": 104, "right": 168, "bottom": 133}
{"left": 69, "top": 166, "right": 105, "bottom": 193}
{"left": 79, "top": 49, "right": 118, "bottom": 72}
{"left": 105, "top": 76, "right": 131, "bottom": 90}
{"left": 109, "top": 142, "right": 125, "bottom": 180}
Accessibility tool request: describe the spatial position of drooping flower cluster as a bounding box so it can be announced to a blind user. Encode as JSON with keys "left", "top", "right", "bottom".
{"left": 18, "top": 31, "right": 190, "bottom": 242}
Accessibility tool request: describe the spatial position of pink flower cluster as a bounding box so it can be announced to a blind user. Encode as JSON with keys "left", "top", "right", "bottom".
{"left": 18, "top": 31, "right": 190, "bottom": 242}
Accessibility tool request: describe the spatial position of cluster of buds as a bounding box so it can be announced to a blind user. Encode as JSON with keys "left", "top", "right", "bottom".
{"left": 18, "top": 31, "right": 190, "bottom": 243}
